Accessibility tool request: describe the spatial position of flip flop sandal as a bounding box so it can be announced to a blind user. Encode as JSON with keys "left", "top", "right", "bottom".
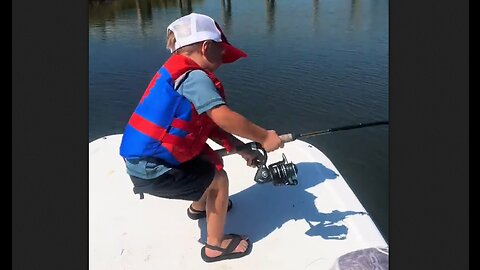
{"left": 201, "top": 234, "right": 252, "bottom": 263}
{"left": 187, "top": 199, "right": 233, "bottom": 220}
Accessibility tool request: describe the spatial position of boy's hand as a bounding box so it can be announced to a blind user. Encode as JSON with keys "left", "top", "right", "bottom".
{"left": 238, "top": 149, "right": 259, "bottom": 167}
{"left": 261, "top": 130, "right": 284, "bottom": 152}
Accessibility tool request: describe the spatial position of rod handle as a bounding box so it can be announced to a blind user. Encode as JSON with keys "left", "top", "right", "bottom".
{"left": 215, "top": 142, "right": 261, "bottom": 157}
{"left": 215, "top": 133, "right": 295, "bottom": 157}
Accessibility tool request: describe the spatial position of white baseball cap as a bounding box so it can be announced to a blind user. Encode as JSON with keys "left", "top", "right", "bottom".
{"left": 167, "top": 13, "right": 247, "bottom": 63}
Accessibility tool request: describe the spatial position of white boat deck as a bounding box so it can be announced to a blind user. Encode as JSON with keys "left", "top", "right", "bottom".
{"left": 89, "top": 134, "right": 388, "bottom": 269}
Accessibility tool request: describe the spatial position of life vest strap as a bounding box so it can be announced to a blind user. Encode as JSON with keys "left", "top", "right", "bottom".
{"left": 160, "top": 133, "right": 188, "bottom": 145}
{"left": 129, "top": 113, "right": 167, "bottom": 141}
{"left": 171, "top": 118, "right": 194, "bottom": 133}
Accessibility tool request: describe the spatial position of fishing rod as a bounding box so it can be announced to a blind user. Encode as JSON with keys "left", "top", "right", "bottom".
{"left": 214, "top": 121, "right": 389, "bottom": 187}
{"left": 278, "top": 120, "right": 389, "bottom": 143}
{"left": 216, "top": 120, "right": 389, "bottom": 157}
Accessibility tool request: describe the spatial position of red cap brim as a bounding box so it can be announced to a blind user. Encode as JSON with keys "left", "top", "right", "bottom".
{"left": 221, "top": 42, "right": 248, "bottom": 63}
{"left": 214, "top": 21, "right": 247, "bottom": 63}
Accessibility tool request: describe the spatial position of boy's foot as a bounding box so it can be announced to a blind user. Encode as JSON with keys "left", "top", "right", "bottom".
{"left": 201, "top": 234, "right": 251, "bottom": 263}
{"left": 187, "top": 199, "right": 233, "bottom": 220}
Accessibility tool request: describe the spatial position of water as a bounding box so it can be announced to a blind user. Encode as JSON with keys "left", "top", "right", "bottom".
{"left": 89, "top": 0, "right": 389, "bottom": 241}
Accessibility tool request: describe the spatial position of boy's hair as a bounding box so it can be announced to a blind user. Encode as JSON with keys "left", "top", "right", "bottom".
{"left": 166, "top": 29, "right": 200, "bottom": 55}
{"left": 166, "top": 29, "right": 176, "bottom": 52}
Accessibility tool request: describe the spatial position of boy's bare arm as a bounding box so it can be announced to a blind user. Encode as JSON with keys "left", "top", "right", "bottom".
{"left": 207, "top": 105, "right": 267, "bottom": 143}
{"left": 207, "top": 105, "right": 283, "bottom": 152}
{"left": 209, "top": 127, "right": 244, "bottom": 148}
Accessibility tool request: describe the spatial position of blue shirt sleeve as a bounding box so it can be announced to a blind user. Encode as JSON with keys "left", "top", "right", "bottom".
{"left": 177, "top": 70, "right": 225, "bottom": 114}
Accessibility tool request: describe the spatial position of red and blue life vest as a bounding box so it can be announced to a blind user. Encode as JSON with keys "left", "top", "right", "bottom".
{"left": 119, "top": 54, "right": 233, "bottom": 170}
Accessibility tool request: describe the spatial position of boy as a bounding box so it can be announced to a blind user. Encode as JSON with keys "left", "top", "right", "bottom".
{"left": 119, "top": 13, "right": 283, "bottom": 262}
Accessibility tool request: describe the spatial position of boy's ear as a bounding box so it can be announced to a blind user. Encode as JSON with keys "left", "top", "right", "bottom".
{"left": 200, "top": 41, "right": 210, "bottom": 55}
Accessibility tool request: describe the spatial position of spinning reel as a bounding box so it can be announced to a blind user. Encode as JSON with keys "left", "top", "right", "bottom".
{"left": 238, "top": 142, "right": 298, "bottom": 186}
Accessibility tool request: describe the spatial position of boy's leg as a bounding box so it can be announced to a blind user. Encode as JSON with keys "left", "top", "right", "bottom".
{"left": 203, "top": 169, "right": 249, "bottom": 258}
{"left": 190, "top": 190, "right": 207, "bottom": 211}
